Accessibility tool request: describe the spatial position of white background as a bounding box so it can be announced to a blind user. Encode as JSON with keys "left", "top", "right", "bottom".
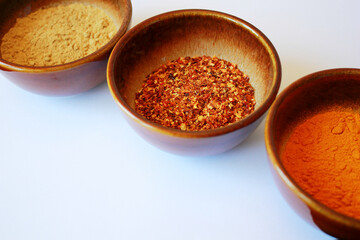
{"left": 1, "top": 0, "right": 359, "bottom": 239}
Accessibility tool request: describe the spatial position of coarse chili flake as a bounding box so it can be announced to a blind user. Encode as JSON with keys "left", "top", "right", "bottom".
{"left": 135, "top": 56, "right": 256, "bottom": 131}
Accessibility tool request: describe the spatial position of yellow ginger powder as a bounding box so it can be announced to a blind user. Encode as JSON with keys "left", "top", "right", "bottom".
{"left": 1, "top": 3, "right": 117, "bottom": 66}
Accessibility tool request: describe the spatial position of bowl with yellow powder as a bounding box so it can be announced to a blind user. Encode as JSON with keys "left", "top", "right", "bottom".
{"left": 0, "top": 0, "right": 132, "bottom": 96}
{"left": 107, "top": 9, "right": 281, "bottom": 156}
{"left": 265, "top": 68, "right": 360, "bottom": 239}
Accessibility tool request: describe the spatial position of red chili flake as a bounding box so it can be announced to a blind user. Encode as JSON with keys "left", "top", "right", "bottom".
{"left": 135, "top": 56, "right": 256, "bottom": 131}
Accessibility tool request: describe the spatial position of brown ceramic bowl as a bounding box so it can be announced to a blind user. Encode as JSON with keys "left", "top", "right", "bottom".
{"left": 265, "top": 68, "right": 360, "bottom": 239}
{"left": 0, "top": 0, "right": 132, "bottom": 96}
{"left": 107, "top": 9, "right": 281, "bottom": 156}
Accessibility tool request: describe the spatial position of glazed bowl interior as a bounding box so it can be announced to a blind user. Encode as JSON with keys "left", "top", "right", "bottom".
{"left": 272, "top": 71, "right": 360, "bottom": 151}
{"left": 0, "top": 0, "right": 131, "bottom": 71}
{"left": 266, "top": 69, "right": 360, "bottom": 239}
{"left": 109, "top": 10, "right": 281, "bottom": 135}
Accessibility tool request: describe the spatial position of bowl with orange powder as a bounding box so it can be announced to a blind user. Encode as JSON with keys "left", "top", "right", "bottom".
{"left": 107, "top": 9, "right": 281, "bottom": 156}
{"left": 0, "top": 0, "right": 132, "bottom": 96}
{"left": 265, "top": 68, "right": 360, "bottom": 239}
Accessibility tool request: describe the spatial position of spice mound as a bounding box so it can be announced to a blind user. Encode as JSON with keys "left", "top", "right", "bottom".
{"left": 135, "top": 56, "right": 256, "bottom": 131}
{"left": 282, "top": 110, "right": 360, "bottom": 220}
{"left": 1, "top": 3, "right": 117, "bottom": 66}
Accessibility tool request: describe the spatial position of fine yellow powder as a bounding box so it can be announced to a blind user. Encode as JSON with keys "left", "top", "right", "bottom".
{"left": 1, "top": 3, "right": 117, "bottom": 66}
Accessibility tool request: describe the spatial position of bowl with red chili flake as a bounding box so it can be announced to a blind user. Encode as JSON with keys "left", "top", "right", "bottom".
{"left": 107, "top": 9, "right": 281, "bottom": 156}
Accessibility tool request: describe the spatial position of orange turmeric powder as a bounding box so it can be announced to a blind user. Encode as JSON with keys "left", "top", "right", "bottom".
{"left": 282, "top": 109, "right": 360, "bottom": 219}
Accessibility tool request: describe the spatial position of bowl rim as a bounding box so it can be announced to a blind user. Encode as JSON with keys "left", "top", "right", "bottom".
{"left": 265, "top": 68, "right": 360, "bottom": 229}
{"left": 107, "top": 9, "right": 281, "bottom": 138}
{"left": 0, "top": 0, "right": 132, "bottom": 73}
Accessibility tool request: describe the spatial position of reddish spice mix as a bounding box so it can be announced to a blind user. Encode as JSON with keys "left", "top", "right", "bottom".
{"left": 135, "top": 56, "right": 256, "bottom": 131}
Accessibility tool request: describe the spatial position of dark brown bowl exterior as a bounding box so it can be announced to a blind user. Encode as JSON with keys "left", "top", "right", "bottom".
{"left": 108, "top": 9, "right": 281, "bottom": 156}
{"left": 265, "top": 68, "right": 360, "bottom": 239}
{"left": 0, "top": 0, "right": 132, "bottom": 96}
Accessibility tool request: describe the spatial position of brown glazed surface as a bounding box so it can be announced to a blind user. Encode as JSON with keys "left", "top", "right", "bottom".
{"left": 0, "top": 0, "right": 132, "bottom": 96}
{"left": 108, "top": 10, "right": 281, "bottom": 155}
{"left": 265, "top": 68, "right": 360, "bottom": 239}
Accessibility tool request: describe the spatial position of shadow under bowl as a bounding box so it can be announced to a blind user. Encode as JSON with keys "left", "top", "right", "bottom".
{"left": 108, "top": 9, "right": 281, "bottom": 156}
{"left": 0, "top": 0, "right": 132, "bottom": 96}
{"left": 265, "top": 68, "right": 360, "bottom": 239}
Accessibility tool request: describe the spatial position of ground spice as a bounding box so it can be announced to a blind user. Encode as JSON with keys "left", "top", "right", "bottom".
{"left": 1, "top": 3, "right": 116, "bottom": 66}
{"left": 282, "top": 109, "right": 360, "bottom": 219}
{"left": 135, "top": 56, "right": 256, "bottom": 131}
